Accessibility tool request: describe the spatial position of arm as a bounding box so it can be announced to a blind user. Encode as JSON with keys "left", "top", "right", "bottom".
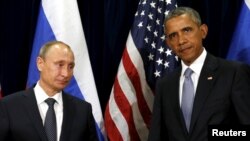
{"left": 232, "top": 63, "right": 250, "bottom": 124}
{"left": 148, "top": 80, "right": 168, "bottom": 141}
{"left": 0, "top": 100, "right": 10, "bottom": 141}
{"left": 86, "top": 104, "right": 99, "bottom": 141}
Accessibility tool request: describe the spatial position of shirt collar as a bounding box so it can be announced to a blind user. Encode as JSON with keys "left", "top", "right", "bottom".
{"left": 34, "top": 81, "right": 63, "bottom": 105}
{"left": 181, "top": 48, "right": 207, "bottom": 76}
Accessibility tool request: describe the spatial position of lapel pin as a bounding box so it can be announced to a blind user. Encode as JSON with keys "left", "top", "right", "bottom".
{"left": 207, "top": 76, "right": 213, "bottom": 80}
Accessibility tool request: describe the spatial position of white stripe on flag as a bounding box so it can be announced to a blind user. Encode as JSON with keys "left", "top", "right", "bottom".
{"left": 105, "top": 33, "right": 153, "bottom": 141}
{"left": 109, "top": 88, "right": 130, "bottom": 141}
{"left": 245, "top": 0, "right": 250, "bottom": 9}
{"left": 117, "top": 59, "right": 149, "bottom": 140}
{"left": 126, "top": 33, "right": 154, "bottom": 112}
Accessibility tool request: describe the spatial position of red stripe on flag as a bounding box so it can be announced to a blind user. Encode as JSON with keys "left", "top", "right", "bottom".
{"left": 122, "top": 47, "right": 152, "bottom": 128}
{"left": 113, "top": 76, "right": 140, "bottom": 140}
{"left": 104, "top": 104, "right": 123, "bottom": 141}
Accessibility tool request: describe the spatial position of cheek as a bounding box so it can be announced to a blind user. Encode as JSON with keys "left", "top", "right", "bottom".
{"left": 68, "top": 70, "right": 74, "bottom": 77}
{"left": 168, "top": 44, "right": 178, "bottom": 54}
{"left": 166, "top": 40, "right": 176, "bottom": 52}
{"left": 47, "top": 67, "right": 60, "bottom": 77}
{"left": 192, "top": 33, "right": 204, "bottom": 43}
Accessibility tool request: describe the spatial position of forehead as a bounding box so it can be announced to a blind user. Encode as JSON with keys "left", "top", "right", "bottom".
{"left": 165, "top": 14, "right": 196, "bottom": 33}
{"left": 46, "top": 44, "right": 74, "bottom": 61}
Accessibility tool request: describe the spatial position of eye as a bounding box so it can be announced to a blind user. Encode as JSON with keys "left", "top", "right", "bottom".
{"left": 168, "top": 33, "right": 177, "bottom": 40}
{"left": 183, "top": 27, "right": 192, "bottom": 32}
{"left": 58, "top": 63, "right": 64, "bottom": 67}
{"left": 69, "top": 64, "right": 74, "bottom": 70}
{"left": 55, "top": 62, "right": 64, "bottom": 68}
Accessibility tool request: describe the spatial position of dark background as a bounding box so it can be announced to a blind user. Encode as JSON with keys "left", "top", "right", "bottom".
{"left": 0, "top": 0, "right": 243, "bottom": 112}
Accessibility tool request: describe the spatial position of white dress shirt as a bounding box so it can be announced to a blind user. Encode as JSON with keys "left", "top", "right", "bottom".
{"left": 179, "top": 48, "right": 207, "bottom": 106}
{"left": 34, "top": 82, "right": 63, "bottom": 141}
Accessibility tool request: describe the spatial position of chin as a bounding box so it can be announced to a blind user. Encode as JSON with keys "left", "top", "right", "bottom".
{"left": 56, "top": 84, "right": 67, "bottom": 90}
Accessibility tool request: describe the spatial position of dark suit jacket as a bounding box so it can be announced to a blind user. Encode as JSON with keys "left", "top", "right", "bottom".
{"left": 0, "top": 88, "right": 98, "bottom": 141}
{"left": 148, "top": 53, "right": 250, "bottom": 141}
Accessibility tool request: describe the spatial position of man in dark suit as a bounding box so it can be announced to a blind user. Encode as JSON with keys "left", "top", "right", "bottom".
{"left": 148, "top": 7, "right": 250, "bottom": 141}
{"left": 0, "top": 41, "right": 98, "bottom": 141}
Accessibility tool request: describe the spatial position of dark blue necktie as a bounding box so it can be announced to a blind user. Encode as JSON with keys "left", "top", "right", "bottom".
{"left": 44, "top": 98, "right": 57, "bottom": 141}
{"left": 181, "top": 68, "right": 194, "bottom": 131}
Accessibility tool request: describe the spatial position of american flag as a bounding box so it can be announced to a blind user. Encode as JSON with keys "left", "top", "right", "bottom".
{"left": 104, "top": 0, "right": 179, "bottom": 141}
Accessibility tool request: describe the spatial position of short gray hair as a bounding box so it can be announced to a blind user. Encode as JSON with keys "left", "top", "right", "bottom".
{"left": 39, "top": 41, "right": 71, "bottom": 59}
{"left": 164, "top": 7, "right": 202, "bottom": 32}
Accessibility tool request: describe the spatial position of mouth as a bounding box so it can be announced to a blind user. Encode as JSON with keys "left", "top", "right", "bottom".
{"left": 179, "top": 46, "right": 192, "bottom": 53}
{"left": 57, "top": 80, "right": 69, "bottom": 85}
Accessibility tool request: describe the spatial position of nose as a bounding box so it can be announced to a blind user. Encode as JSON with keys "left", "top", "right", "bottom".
{"left": 177, "top": 33, "right": 187, "bottom": 45}
{"left": 61, "top": 67, "right": 72, "bottom": 77}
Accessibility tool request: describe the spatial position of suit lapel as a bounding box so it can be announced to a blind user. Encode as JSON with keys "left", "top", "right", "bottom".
{"left": 174, "top": 67, "right": 195, "bottom": 136}
{"left": 60, "top": 92, "right": 75, "bottom": 141}
{"left": 168, "top": 67, "right": 189, "bottom": 134}
{"left": 189, "top": 53, "right": 219, "bottom": 133}
{"left": 23, "top": 88, "right": 48, "bottom": 141}
{"left": 174, "top": 68, "right": 185, "bottom": 123}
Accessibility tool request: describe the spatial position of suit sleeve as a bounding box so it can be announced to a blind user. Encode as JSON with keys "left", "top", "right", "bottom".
{"left": 232, "top": 63, "right": 250, "bottom": 124}
{"left": 86, "top": 104, "right": 99, "bottom": 141}
{"left": 148, "top": 80, "right": 168, "bottom": 141}
{"left": 0, "top": 100, "right": 10, "bottom": 141}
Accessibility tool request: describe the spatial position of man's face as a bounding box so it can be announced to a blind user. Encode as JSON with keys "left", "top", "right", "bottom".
{"left": 37, "top": 44, "right": 75, "bottom": 93}
{"left": 165, "top": 14, "right": 208, "bottom": 65}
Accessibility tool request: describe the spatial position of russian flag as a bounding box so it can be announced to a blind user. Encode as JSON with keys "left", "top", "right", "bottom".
{"left": 27, "top": 0, "right": 106, "bottom": 140}
{"left": 227, "top": 0, "right": 250, "bottom": 65}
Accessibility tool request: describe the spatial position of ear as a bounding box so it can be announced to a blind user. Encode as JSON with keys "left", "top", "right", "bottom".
{"left": 36, "top": 57, "right": 44, "bottom": 72}
{"left": 200, "top": 24, "right": 208, "bottom": 39}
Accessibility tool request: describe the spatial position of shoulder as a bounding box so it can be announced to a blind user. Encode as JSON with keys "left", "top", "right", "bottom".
{"left": 0, "top": 89, "right": 35, "bottom": 111}
{"left": 157, "top": 66, "right": 181, "bottom": 84}
{"left": 1, "top": 89, "right": 33, "bottom": 103}
{"left": 217, "top": 57, "right": 250, "bottom": 72}
{"left": 205, "top": 53, "right": 250, "bottom": 72}
{"left": 61, "top": 93, "right": 94, "bottom": 118}
{"left": 62, "top": 92, "right": 92, "bottom": 108}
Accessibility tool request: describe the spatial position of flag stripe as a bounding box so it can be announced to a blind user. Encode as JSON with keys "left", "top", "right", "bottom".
{"left": 122, "top": 45, "right": 151, "bottom": 128}
{"left": 122, "top": 34, "right": 151, "bottom": 140}
{"left": 227, "top": 0, "right": 250, "bottom": 65}
{"left": 104, "top": 103, "right": 124, "bottom": 140}
{"left": 126, "top": 33, "right": 154, "bottom": 112}
{"left": 118, "top": 58, "right": 149, "bottom": 140}
{"left": 106, "top": 46, "right": 150, "bottom": 141}
{"left": 27, "top": 5, "right": 56, "bottom": 87}
{"left": 114, "top": 76, "right": 141, "bottom": 141}
{"left": 108, "top": 86, "right": 130, "bottom": 140}
{"left": 65, "top": 76, "right": 84, "bottom": 100}
{"left": 120, "top": 47, "right": 150, "bottom": 140}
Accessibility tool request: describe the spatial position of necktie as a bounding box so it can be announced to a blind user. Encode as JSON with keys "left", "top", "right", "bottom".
{"left": 44, "top": 98, "right": 57, "bottom": 141}
{"left": 181, "top": 68, "right": 194, "bottom": 131}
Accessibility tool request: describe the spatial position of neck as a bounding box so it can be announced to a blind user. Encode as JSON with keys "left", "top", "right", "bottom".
{"left": 38, "top": 81, "right": 60, "bottom": 97}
